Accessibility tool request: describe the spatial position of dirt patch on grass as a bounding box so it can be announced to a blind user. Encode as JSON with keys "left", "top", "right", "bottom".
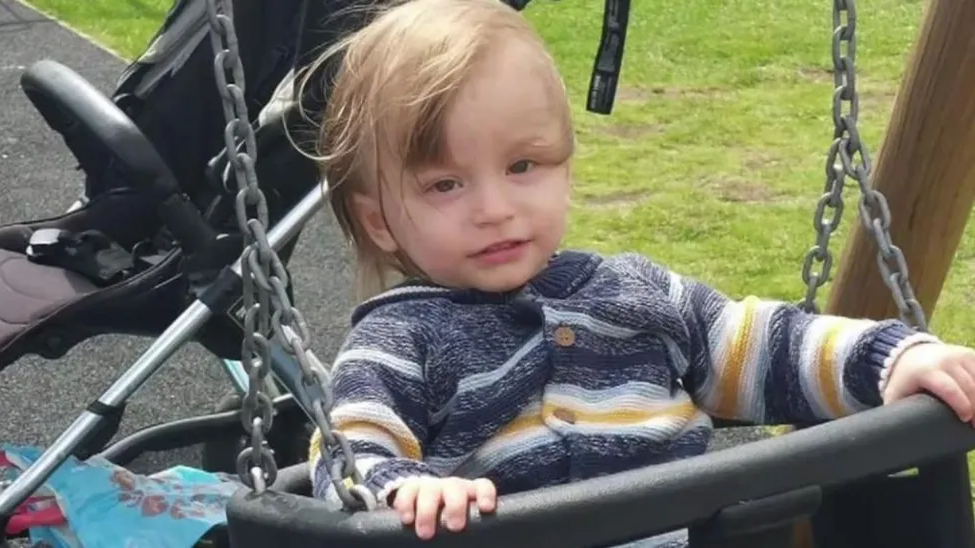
{"left": 706, "top": 177, "right": 778, "bottom": 203}
{"left": 649, "top": 86, "right": 725, "bottom": 99}
{"left": 616, "top": 86, "right": 653, "bottom": 103}
{"left": 742, "top": 150, "right": 782, "bottom": 171}
{"left": 598, "top": 122, "right": 665, "bottom": 140}
{"left": 582, "top": 189, "right": 653, "bottom": 209}
{"left": 798, "top": 67, "right": 899, "bottom": 111}
{"left": 797, "top": 66, "right": 834, "bottom": 83}
{"left": 616, "top": 85, "right": 726, "bottom": 104}
{"left": 860, "top": 88, "right": 898, "bottom": 112}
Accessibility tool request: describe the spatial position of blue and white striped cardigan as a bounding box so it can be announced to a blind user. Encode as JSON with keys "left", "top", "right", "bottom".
{"left": 309, "top": 250, "right": 929, "bottom": 507}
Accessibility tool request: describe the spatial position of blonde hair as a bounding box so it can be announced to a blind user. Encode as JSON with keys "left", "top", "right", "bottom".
{"left": 297, "top": 0, "right": 573, "bottom": 300}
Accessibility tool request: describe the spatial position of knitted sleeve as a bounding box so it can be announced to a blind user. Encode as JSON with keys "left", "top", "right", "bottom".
{"left": 622, "top": 253, "right": 940, "bottom": 424}
{"left": 308, "top": 305, "right": 439, "bottom": 509}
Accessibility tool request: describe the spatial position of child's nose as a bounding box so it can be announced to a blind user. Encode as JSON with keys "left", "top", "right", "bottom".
{"left": 472, "top": 183, "right": 516, "bottom": 225}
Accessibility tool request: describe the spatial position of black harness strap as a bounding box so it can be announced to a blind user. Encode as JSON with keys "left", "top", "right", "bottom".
{"left": 587, "top": 0, "right": 631, "bottom": 115}
{"left": 26, "top": 229, "right": 135, "bottom": 286}
{"left": 504, "top": 0, "right": 631, "bottom": 115}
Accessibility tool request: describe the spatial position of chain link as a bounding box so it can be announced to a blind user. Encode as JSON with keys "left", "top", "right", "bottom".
{"left": 799, "top": 0, "right": 928, "bottom": 332}
{"left": 203, "top": 0, "right": 376, "bottom": 510}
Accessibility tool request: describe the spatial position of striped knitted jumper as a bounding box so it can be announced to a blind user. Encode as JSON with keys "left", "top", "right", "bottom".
{"left": 309, "top": 250, "right": 921, "bottom": 507}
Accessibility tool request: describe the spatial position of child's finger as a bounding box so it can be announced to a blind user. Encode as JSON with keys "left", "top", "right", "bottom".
{"left": 440, "top": 480, "right": 471, "bottom": 532}
{"left": 471, "top": 478, "right": 497, "bottom": 513}
{"left": 922, "top": 369, "right": 972, "bottom": 422}
{"left": 414, "top": 479, "right": 444, "bottom": 540}
{"left": 393, "top": 480, "right": 421, "bottom": 524}
{"left": 947, "top": 361, "right": 975, "bottom": 422}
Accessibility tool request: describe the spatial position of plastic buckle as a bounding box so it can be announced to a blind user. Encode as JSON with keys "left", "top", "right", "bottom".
{"left": 25, "top": 228, "right": 67, "bottom": 260}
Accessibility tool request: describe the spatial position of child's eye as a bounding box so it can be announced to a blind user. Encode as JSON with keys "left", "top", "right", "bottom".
{"left": 508, "top": 160, "right": 536, "bottom": 175}
{"left": 430, "top": 178, "right": 461, "bottom": 193}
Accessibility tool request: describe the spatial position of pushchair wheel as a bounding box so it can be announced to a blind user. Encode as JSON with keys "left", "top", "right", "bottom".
{"left": 200, "top": 390, "right": 313, "bottom": 475}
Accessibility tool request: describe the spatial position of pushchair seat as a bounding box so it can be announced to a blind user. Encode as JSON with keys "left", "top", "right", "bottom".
{"left": 0, "top": 186, "right": 186, "bottom": 371}
{"left": 0, "top": 171, "right": 181, "bottom": 367}
{"left": 0, "top": 241, "right": 96, "bottom": 305}
{"left": 0, "top": 58, "right": 227, "bottom": 373}
{"left": 0, "top": 249, "right": 98, "bottom": 353}
{"left": 0, "top": 52, "right": 317, "bottom": 373}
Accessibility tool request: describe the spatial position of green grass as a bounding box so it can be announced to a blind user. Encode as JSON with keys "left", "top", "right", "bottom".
{"left": 22, "top": 0, "right": 171, "bottom": 57}
{"left": 21, "top": 0, "right": 975, "bottom": 499}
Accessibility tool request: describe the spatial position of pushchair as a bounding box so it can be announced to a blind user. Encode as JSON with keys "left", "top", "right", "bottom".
{"left": 1, "top": 0, "right": 975, "bottom": 546}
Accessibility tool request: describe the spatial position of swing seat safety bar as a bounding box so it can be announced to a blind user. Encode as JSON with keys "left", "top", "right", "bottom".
{"left": 225, "top": 393, "right": 975, "bottom": 548}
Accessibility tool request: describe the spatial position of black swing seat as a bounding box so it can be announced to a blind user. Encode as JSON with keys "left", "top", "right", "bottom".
{"left": 223, "top": 394, "right": 975, "bottom": 548}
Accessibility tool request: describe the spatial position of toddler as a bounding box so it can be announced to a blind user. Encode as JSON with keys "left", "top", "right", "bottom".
{"left": 300, "top": 0, "right": 975, "bottom": 545}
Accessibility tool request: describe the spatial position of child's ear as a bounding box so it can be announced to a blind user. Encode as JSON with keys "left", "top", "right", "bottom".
{"left": 351, "top": 193, "right": 398, "bottom": 253}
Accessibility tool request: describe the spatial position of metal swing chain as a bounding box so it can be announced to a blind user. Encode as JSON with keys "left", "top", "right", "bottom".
{"left": 203, "top": 0, "right": 376, "bottom": 511}
{"left": 800, "top": 0, "right": 928, "bottom": 332}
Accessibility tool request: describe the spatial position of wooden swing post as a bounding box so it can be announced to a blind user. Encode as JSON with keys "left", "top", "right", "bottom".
{"left": 826, "top": 0, "right": 975, "bottom": 323}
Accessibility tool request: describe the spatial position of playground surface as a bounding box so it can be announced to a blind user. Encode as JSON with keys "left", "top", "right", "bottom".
{"left": 0, "top": 0, "right": 356, "bottom": 476}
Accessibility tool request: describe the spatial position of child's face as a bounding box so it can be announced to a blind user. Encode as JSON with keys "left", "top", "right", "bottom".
{"left": 357, "top": 39, "right": 571, "bottom": 293}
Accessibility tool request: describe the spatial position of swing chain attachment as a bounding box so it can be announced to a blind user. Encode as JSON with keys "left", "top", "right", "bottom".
{"left": 799, "top": 0, "right": 928, "bottom": 332}
{"left": 203, "top": 0, "right": 376, "bottom": 511}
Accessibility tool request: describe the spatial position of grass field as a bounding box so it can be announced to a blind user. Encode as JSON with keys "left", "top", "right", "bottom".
{"left": 20, "top": 0, "right": 975, "bottom": 495}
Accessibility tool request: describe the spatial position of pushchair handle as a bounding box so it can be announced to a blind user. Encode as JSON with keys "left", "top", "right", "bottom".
{"left": 20, "top": 60, "right": 217, "bottom": 255}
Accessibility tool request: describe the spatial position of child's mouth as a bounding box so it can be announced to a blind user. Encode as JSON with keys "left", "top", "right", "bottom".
{"left": 472, "top": 240, "right": 529, "bottom": 264}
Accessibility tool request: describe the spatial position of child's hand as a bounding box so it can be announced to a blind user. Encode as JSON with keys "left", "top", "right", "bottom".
{"left": 391, "top": 476, "right": 497, "bottom": 539}
{"left": 883, "top": 342, "right": 975, "bottom": 425}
